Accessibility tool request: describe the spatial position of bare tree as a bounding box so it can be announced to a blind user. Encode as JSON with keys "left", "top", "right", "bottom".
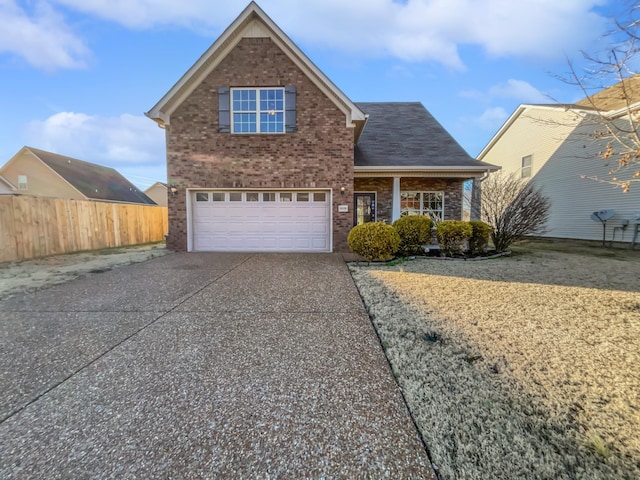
{"left": 564, "top": 3, "right": 640, "bottom": 192}
{"left": 481, "top": 172, "right": 551, "bottom": 252}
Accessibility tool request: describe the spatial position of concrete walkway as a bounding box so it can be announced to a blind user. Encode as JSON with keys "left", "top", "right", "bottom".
{"left": 0, "top": 253, "right": 435, "bottom": 479}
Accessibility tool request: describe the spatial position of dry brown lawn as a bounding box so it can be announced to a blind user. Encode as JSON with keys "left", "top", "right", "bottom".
{"left": 350, "top": 242, "right": 640, "bottom": 480}
{"left": 0, "top": 243, "right": 168, "bottom": 299}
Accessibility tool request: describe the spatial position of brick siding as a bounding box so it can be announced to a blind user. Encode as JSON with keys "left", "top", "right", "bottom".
{"left": 354, "top": 178, "right": 393, "bottom": 223}
{"left": 354, "top": 177, "right": 464, "bottom": 223}
{"left": 165, "top": 37, "right": 354, "bottom": 251}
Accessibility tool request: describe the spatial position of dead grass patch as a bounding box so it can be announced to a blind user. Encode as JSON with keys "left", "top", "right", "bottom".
{"left": 0, "top": 243, "right": 169, "bottom": 299}
{"left": 350, "top": 245, "right": 640, "bottom": 480}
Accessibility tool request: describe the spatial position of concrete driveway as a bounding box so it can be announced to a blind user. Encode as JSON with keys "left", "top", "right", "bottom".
{"left": 0, "top": 253, "right": 435, "bottom": 479}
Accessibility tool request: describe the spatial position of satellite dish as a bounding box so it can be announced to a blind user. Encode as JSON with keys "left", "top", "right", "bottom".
{"left": 590, "top": 209, "right": 615, "bottom": 246}
{"left": 590, "top": 209, "right": 615, "bottom": 222}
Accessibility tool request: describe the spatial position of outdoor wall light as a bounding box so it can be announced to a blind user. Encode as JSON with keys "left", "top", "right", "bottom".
{"left": 170, "top": 186, "right": 178, "bottom": 195}
{"left": 340, "top": 187, "right": 345, "bottom": 195}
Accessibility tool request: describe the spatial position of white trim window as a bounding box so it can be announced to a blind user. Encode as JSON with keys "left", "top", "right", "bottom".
{"left": 521, "top": 154, "right": 532, "bottom": 178}
{"left": 17, "top": 175, "right": 28, "bottom": 190}
{"left": 400, "top": 191, "right": 444, "bottom": 221}
{"left": 232, "top": 87, "right": 284, "bottom": 134}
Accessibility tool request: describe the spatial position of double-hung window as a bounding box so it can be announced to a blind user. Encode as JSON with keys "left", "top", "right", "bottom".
{"left": 232, "top": 88, "right": 284, "bottom": 133}
{"left": 521, "top": 155, "right": 532, "bottom": 178}
{"left": 400, "top": 191, "right": 444, "bottom": 221}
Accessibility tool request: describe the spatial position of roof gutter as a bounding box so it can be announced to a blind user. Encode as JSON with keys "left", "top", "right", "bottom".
{"left": 477, "top": 168, "right": 493, "bottom": 183}
{"left": 354, "top": 165, "right": 498, "bottom": 171}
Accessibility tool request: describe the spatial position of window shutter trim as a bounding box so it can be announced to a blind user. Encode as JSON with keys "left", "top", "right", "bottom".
{"left": 218, "top": 86, "right": 230, "bottom": 133}
{"left": 285, "top": 85, "right": 297, "bottom": 132}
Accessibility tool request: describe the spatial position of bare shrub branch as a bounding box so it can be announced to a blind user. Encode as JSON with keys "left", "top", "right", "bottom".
{"left": 481, "top": 172, "right": 551, "bottom": 252}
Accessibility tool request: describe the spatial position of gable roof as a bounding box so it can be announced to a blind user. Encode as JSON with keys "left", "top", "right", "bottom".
{"left": 575, "top": 74, "right": 640, "bottom": 112}
{"left": 146, "top": 1, "right": 366, "bottom": 137}
{"left": 0, "top": 174, "right": 16, "bottom": 191}
{"left": 355, "top": 102, "right": 498, "bottom": 174}
{"left": 477, "top": 103, "right": 593, "bottom": 161}
{"left": 144, "top": 181, "right": 167, "bottom": 192}
{"left": 25, "top": 147, "right": 156, "bottom": 204}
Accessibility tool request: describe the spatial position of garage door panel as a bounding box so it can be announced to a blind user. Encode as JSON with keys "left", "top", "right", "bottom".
{"left": 278, "top": 221, "right": 299, "bottom": 234}
{"left": 311, "top": 221, "right": 329, "bottom": 233}
{"left": 294, "top": 238, "right": 312, "bottom": 248}
{"left": 311, "top": 237, "right": 328, "bottom": 248}
{"left": 191, "top": 190, "right": 331, "bottom": 252}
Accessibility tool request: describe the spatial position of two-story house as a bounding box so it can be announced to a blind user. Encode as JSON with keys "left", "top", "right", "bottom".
{"left": 146, "top": 1, "right": 497, "bottom": 252}
{"left": 478, "top": 77, "right": 640, "bottom": 245}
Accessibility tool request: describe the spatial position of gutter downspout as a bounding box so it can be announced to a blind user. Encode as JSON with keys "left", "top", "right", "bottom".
{"left": 471, "top": 169, "right": 492, "bottom": 220}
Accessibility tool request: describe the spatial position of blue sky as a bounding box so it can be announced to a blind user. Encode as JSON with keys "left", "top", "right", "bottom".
{"left": 0, "top": 0, "right": 627, "bottom": 189}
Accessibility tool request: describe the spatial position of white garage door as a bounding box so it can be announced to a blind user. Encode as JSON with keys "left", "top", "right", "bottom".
{"left": 190, "top": 190, "right": 331, "bottom": 252}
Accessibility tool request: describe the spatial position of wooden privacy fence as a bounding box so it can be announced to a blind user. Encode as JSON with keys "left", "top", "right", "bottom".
{"left": 0, "top": 195, "right": 168, "bottom": 263}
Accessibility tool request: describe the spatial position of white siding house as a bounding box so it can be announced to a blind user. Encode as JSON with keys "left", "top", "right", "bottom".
{"left": 478, "top": 104, "right": 640, "bottom": 244}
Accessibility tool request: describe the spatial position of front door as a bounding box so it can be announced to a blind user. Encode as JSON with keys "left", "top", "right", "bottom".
{"left": 354, "top": 193, "right": 376, "bottom": 225}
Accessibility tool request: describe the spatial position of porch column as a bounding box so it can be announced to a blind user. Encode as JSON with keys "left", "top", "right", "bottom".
{"left": 392, "top": 176, "right": 401, "bottom": 222}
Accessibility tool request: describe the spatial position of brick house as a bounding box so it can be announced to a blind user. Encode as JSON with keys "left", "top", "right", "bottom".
{"left": 146, "top": 1, "right": 497, "bottom": 252}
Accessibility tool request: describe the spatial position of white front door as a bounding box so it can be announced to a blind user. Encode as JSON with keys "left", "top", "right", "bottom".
{"left": 190, "top": 190, "right": 331, "bottom": 252}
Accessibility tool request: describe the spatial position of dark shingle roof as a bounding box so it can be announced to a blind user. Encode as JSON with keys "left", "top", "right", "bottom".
{"left": 29, "top": 147, "right": 156, "bottom": 205}
{"left": 354, "top": 102, "right": 496, "bottom": 169}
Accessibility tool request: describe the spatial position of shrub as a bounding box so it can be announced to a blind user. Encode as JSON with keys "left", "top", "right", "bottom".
{"left": 481, "top": 172, "right": 550, "bottom": 252}
{"left": 348, "top": 222, "right": 401, "bottom": 262}
{"left": 436, "top": 220, "right": 472, "bottom": 256}
{"left": 468, "top": 220, "right": 491, "bottom": 255}
{"left": 392, "top": 215, "right": 433, "bottom": 256}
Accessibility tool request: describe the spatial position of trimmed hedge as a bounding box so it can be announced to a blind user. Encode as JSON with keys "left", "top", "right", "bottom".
{"left": 393, "top": 215, "right": 433, "bottom": 256}
{"left": 348, "top": 222, "right": 401, "bottom": 262}
{"left": 468, "top": 220, "right": 491, "bottom": 255}
{"left": 436, "top": 220, "right": 472, "bottom": 256}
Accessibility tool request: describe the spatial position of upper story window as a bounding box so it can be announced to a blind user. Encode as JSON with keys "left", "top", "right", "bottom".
{"left": 218, "top": 86, "right": 296, "bottom": 134}
{"left": 17, "top": 175, "right": 28, "bottom": 190}
{"left": 232, "top": 88, "right": 284, "bottom": 133}
{"left": 521, "top": 155, "right": 532, "bottom": 178}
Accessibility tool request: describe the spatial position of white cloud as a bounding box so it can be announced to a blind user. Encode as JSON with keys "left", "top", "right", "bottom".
{"left": 0, "top": 0, "right": 88, "bottom": 70}
{"left": 460, "top": 79, "right": 550, "bottom": 106}
{"left": 488, "top": 79, "right": 550, "bottom": 103}
{"left": 25, "top": 112, "right": 166, "bottom": 188}
{"left": 459, "top": 89, "right": 486, "bottom": 101}
{"left": 473, "top": 106, "right": 509, "bottom": 130}
{"left": 49, "top": 0, "right": 609, "bottom": 69}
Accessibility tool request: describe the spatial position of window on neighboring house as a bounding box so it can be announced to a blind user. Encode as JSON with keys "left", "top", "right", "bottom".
{"left": 218, "top": 86, "right": 296, "bottom": 134}
{"left": 400, "top": 191, "right": 444, "bottom": 221}
{"left": 521, "top": 155, "right": 532, "bottom": 178}
{"left": 17, "top": 175, "right": 27, "bottom": 190}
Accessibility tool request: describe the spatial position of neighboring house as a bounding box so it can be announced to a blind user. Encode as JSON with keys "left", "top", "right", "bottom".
{"left": 478, "top": 78, "right": 640, "bottom": 244}
{"left": 144, "top": 181, "right": 168, "bottom": 207}
{"left": 0, "top": 174, "right": 16, "bottom": 194}
{"left": 146, "top": 1, "right": 497, "bottom": 253}
{"left": 0, "top": 146, "right": 156, "bottom": 205}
